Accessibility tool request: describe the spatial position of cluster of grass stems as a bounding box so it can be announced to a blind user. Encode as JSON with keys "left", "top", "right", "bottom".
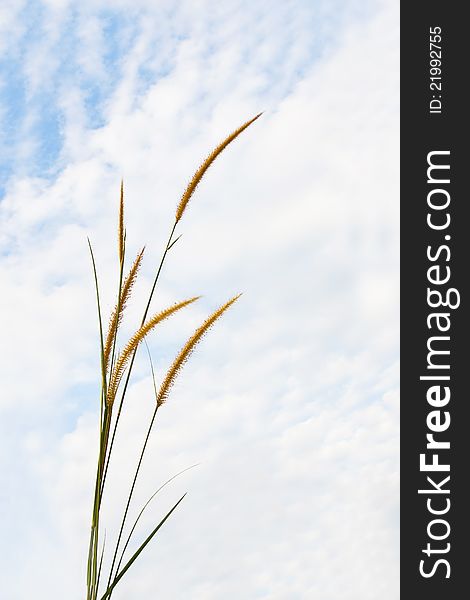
{"left": 85, "top": 113, "right": 261, "bottom": 599}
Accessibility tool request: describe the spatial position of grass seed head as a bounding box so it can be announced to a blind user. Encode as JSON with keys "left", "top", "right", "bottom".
{"left": 175, "top": 113, "right": 262, "bottom": 222}
{"left": 157, "top": 294, "right": 241, "bottom": 406}
{"left": 103, "top": 247, "right": 145, "bottom": 373}
{"left": 118, "top": 179, "right": 125, "bottom": 264}
{"left": 106, "top": 296, "right": 200, "bottom": 406}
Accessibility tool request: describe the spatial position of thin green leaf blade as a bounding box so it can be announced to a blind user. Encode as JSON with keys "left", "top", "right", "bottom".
{"left": 100, "top": 493, "right": 187, "bottom": 600}
{"left": 115, "top": 464, "right": 198, "bottom": 575}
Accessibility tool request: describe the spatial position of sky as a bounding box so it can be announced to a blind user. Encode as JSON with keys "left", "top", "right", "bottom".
{"left": 0, "top": 1, "right": 399, "bottom": 598}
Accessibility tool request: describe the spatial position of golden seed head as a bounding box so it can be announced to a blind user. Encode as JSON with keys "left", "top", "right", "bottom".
{"left": 106, "top": 296, "right": 200, "bottom": 407}
{"left": 103, "top": 247, "right": 145, "bottom": 373}
{"left": 118, "top": 179, "right": 125, "bottom": 264}
{"left": 175, "top": 113, "right": 262, "bottom": 222}
{"left": 157, "top": 294, "right": 241, "bottom": 407}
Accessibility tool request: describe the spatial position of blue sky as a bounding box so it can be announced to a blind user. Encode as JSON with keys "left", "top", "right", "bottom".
{"left": 0, "top": 0, "right": 376, "bottom": 196}
{"left": 0, "top": 1, "right": 398, "bottom": 598}
{"left": 1, "top": 4, "right": 133, "bottom": 191}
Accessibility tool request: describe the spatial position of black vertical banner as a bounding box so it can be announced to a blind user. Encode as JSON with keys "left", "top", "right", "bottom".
{"left": 401, "top": 3, "right": 468, "bottom": 599}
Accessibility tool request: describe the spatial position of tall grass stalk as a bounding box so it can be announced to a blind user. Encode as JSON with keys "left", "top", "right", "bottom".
{"left": 85, "top": 114, "right": 260, "bottom": 599}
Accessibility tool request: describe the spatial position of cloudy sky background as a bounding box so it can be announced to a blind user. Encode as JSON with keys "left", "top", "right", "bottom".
{"left": 0, "top": 0, "right": 399, "bottom": 598}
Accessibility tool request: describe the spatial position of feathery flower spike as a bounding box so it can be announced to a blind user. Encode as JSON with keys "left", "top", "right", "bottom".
{"left": 107, "top": 297, "right": 200, "bottom": 406}
{"left": 157, "top": 294, "right": 241, "bottom": 406}
{"left": 175, "top": 114, "right": 262, "bottom": 222}
{"left": 103, "top": 248, "right": 145, "bottom": 373}
{"left": 118, "top": 179, "right": 125, "bottom": 264}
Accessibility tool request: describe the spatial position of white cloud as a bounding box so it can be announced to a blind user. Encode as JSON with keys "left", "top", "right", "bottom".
{"left": 0, "top": 0, "right": 398, "bottom": 598}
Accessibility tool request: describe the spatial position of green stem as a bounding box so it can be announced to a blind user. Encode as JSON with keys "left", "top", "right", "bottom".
{"left": 87, "top": 240, "right": 108, "bottom": 600}
{"left": 106, "top": 404, "right": 159, "bottom": 590}
{"left": 100, "top": 220, "right": 177, "bottom": 498}
{"left": 97, "top": 251, "right": 125, "bottom": 508}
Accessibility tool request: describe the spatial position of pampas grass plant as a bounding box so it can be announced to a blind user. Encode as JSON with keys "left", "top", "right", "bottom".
{"left": 85, "top": 113, "right": 261, "bottom": 600}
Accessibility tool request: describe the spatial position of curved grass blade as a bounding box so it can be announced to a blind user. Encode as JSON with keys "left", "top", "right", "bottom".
{"left": 100, "top": 494, "right": 187, "bottom": 600}
{"left": 115, "top": 464, "right": 199, "bottom": 576}
{"left": 87, "top": 238, "right": 107, "bottom": 406}
{"left": 87, "top": 238, "right": 107, "bottom": 599}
